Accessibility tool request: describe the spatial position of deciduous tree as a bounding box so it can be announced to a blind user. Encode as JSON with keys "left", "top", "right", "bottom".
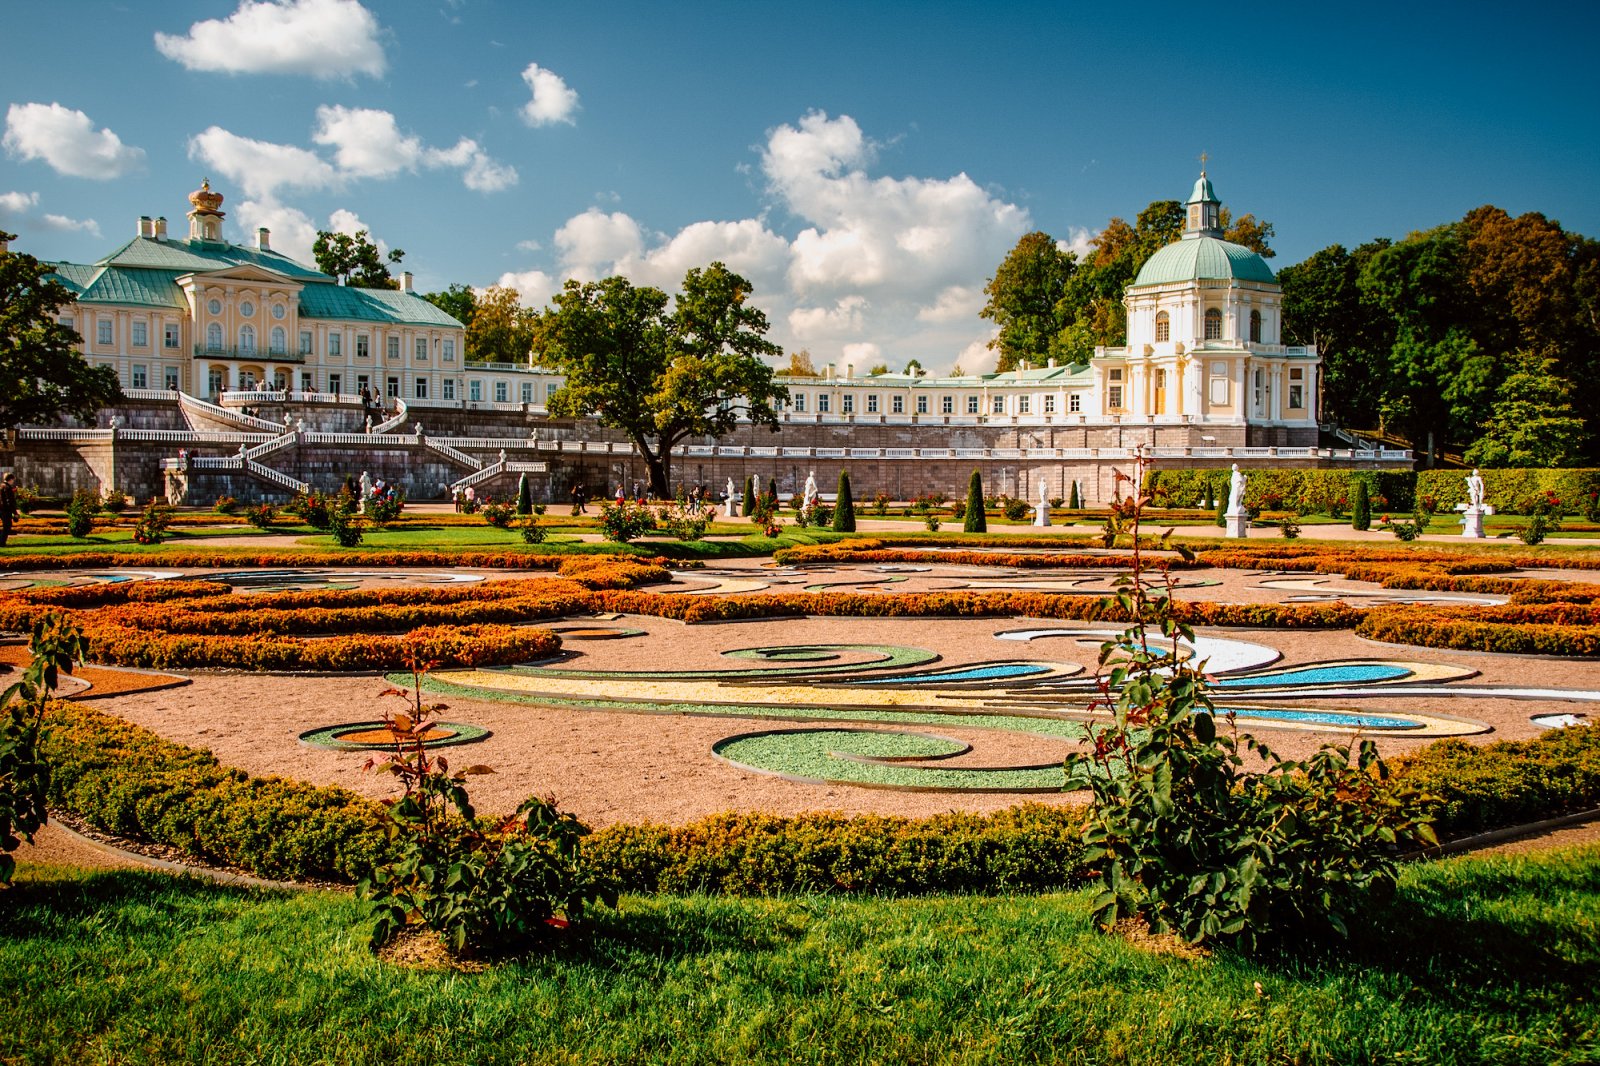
{"left": 312, "top": 229, "right": 404, "bottom": 289}
{"left": 467, "top": 286, "right": 537, "bottom": 364}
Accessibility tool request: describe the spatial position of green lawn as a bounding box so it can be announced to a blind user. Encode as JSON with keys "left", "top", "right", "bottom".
{"left": 3, "top": 847, "right": 1596, "bottom": 1065}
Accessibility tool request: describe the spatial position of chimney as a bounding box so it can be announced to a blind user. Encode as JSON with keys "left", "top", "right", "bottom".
{"left": 138, "top": 216, "right": 153, "bottom": 238}
{"left": 400, "top": 271, "right": 414, "bottom": 293}
{"left": 1047, "top": 357, "right": 1056, "bottom": 368}
{"left": 155, "top": 217, "right": 167, "bottom": 239}
{"left": 826, "top": 363, "right": 834, "bottom": 380}
{"left": 846, "top": 363, "right": 854, "bottom": 379}
{"left": 256, "top": 228, "right": 271, "bottom": 251}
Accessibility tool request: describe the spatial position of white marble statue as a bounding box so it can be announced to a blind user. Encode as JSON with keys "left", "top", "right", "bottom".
{"left": 1038, "top": 479, "right": 1049, "bottom": 508}
{"left": 1034, "top": 478, "right": 1051, "bottom": 527}
{"left": 752, "top": 473, "right": 761, "bottom": 499}
{"left": 726, "top": 477, "right": 738, "bottom": 516}
{"left": 1467, "top": 469, "right": 1485, "bottom": 509}
{"left": 1226, "top": 463, "right": 1247, "bottom": 516}
{"left": 803, "top": 470, "right": 819, "bottom": 510}
{"left": 359, "top": 471, "right": 372, "bottom": 514}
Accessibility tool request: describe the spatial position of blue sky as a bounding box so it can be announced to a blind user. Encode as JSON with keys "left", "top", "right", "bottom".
{"left": 3, "top": 0, "right": 1597, "bottom": 374}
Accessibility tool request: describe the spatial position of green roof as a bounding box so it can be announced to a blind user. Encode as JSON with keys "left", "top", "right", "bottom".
{"left": 1188, "top": 173, "right": 1218, "bottom": 205}
{"left": 1132, "top": 236, "right": 1276, "bottom": 287}
{"left": 98, "top": 235, "right": 331, "bottom": 281}
{"left": 46, "top": 263, "right": 187, "bottom": 308}
{"left": 297, "top": 283, "right": 463, "bottom": 327}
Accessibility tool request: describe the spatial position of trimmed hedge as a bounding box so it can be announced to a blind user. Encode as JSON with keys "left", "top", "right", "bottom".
{"left": 1146, "top": 468, "right": 1415, "bottom": 513}
{"left": 38, "top": 700, "right": 1600, "bottom": 889}
{"left": 1416, "top": 468, "right": 1600, "bottom": 516}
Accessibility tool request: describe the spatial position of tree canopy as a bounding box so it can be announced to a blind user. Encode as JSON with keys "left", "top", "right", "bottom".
{"left": 535, "top": 262, "right": 786, "bottom": 496}
{"left": 466, "top": 285, "right": 537, "bottom": 365}
{"left": 312, "top": 229, "right": 404, "bottom": 289}
{"left": 1282, "top": 205, "right": 1599, "bottom": 466}
{"left": 777, "top": 349, "right": 816, "bottom": 376}
{"left": 0, "top": 233, "right": 122, "bottom": 429}
{"left": 420, "top": 283, "right": 477, "bottom": 329}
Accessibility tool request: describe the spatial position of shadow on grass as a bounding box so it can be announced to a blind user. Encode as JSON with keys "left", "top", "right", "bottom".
{"left": 0, "top": 865, "right": 302, "bottom": 936}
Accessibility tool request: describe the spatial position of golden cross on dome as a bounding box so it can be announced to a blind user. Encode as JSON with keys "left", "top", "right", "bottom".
{"left": 1199, "top": 151, "right": 1208, "bottom": 172}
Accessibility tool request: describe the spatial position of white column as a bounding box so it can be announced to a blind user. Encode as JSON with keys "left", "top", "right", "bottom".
{"left": 1234, "top": 361, "right": 1248, "bottom": 422}
{"left": 1270, "top": 365, "right": 1284, "bottom": 421}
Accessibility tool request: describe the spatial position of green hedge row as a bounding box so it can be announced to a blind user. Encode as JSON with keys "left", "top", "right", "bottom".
{"left": 1145, "top": 468, "right": 1415, "bottom": 513}
{"left": 39, "top": 701, "right": 1600, "bottom": 890}
{"left": 1415, "top": 469, "right": 1600, "bottom": 516}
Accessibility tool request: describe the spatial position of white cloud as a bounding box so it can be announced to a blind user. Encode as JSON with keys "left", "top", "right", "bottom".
{"left": 451, "top": 141, "right": 519, "bottom": 193}
{"left": 312, "top": 105, "right": 423, "bottom": 178}
{"left": 0, "top": 190, "right": 99, "bottom": 237}
{"left": 1057, "top": 227, "right": 1097, "bottom": 260}
{"left": 154, "top": 0, "right": 385, "bottom": 79}
{"left": 840, "top": 342, "right": 882, "bottom": 368}
{"left": 917, "top": 285, "right": 982, "bottom": 322}
{"left": 493, "top": 269, "right": 561, "bottom": 311}
{"left": 189, "top": 126, "right": 338, "bottom": 199}
{"left": 554, "top": 209, "right": 645, "bottom": 278}
{"left": 234, "top": 199, "right": 319, "bottom": 263}
{"left": 2, "top": 103, "right": 145, "bottom": 179}
{"left": 953, "top": 334, "right": 999, "bottom": 375}
{"left": 788, "top": 297, "right": 868, "bottom": 340}
{"left": 520, "top": 62, "right": 579, "bottom": 127}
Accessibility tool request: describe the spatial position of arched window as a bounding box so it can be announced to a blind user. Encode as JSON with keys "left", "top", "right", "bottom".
{"left": 270, "top": 327, "right": 286, "bottom": 355}
{"left": 1249, "top": 310, "right": 1262, "bottom": 343}
{"left": 1155, "top": 311, "right": 1170, "bottom": 343}
{"left": 239, "top": 325, "right": 256, "bottom": 352}
{"left": 1204, "top": 308, "right": 1223, "bottom": 341}
{"left": 206, "top": 323, "right": 222, "bottom": 351}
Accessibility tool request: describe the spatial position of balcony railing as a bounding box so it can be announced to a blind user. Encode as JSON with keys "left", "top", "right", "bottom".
{"left": 192, "top": 344, "right": 307, "bottom": 364}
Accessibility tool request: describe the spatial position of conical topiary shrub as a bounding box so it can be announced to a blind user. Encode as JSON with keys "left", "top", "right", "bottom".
{"left": 516, "top": 472, "right": 532, "bottom": 516}
{"left": 742, "top": 475, "right": 756, "bottom": 517}
{"left": 832, "top": 471, "right": 856, "bottom": 532}
{"left": 964, "top": 470, "right": 987, "bottom": 533}
{"left": 1215, "top": 494, "right": 1226, "bottom": 527}
{"left": 1203, "top": 480, "right": 1214, "bottom": 510}
{"left": 1352, "top": 479, "right": 1371, "bottom": 531}
{"left": 1068, "top": 480, "right": 1080, "bottom": 510}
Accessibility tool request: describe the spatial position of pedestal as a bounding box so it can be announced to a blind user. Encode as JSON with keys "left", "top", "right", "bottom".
{"left": 1461, "top": 509, "right": 1485, "bottom": 539}
{"left": 1225, "top": 512, "right": 1249, "bottom": 539}
{"left": 1033, "top": 503, "right": 1050, "bottom": 527}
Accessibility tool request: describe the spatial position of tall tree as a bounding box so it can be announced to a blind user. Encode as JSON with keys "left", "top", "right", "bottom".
{"left": 1220, "top": 210, "right": 1276, "bottom": 257}
{"left": 980, "top": 231, "right": 1076, "bottom": 373}
{"left": 421, "top": 283, "right": 477, "bottom": 328}
{"left": 0, "top": 233, "right": 121, "bottom": 429}
{"left": 1464, "top": 353, "right": 1588, "bottom": 468}
{"left": 467, "top": 285, "right": 537, "bottom": 364}
{"left": 1280, "top": 240, "right": 1394, "bottom": 428}
{"left": 777, "top": 349, "right": 817, "bottom": 376}
{"left": 312, "top": 229, "right": 404, "bottom": 289}
{"left": 537, "top": 263, "right": 786, "bottom": 496}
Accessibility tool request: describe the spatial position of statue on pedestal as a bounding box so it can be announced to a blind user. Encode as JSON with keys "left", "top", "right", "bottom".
{"left": 359, "top": 471, "right": 372, "bottom": 513}
{"left": 1226, "top": 463, "right": 1247, "bottom": 516}
{"left": 1034, "top": 478, "right": 1051, "bottom": 527}
{"left": 1467, "top": 469, "right": 1485, "bottom": 510}
{"left": 803, "top": 470, "right": 819, "bottom": 514}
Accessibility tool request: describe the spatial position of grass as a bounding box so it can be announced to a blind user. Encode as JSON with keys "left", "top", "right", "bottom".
{"left": 2, "top": 847, "right": 1596, "bottom": 1065}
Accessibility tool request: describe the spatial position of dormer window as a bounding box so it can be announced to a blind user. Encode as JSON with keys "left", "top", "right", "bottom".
{"left": 1155, "top": 311, "right": 1170, "bottom": 343}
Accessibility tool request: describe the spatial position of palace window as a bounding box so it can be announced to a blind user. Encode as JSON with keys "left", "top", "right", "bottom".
{"left": 841, "top": 394, "right": 854, "bottom": 414}
{"left": 416, "top": 338, "right": 428, "bottom": 361}
{"left": 469, "top": 380, "right": 482, "bottom": 402}
{"left": 356, "top": 334, "right": 370, "bottom": 359}
{"left": 521, "top": 382, "right": 534, "bottom": 403}
{"left": 1044, "top": 394, "right": 1056, "bottom": 414}
{"left": 301, "top": 372, "right": 313, "bottom": 392}
{"left": 329, "top": 373, "right": 342, "bottom": 394}
{"left": 495, "top": 381, "right": 509, "bottom": 402}
{"left": 892, "top": 395, "right": 904, "bottom": 414}
{"left": 1289, "top": 383, "right": 1304, "bottom": 409}
{"left": 941, "top": 395, "right": 953, "bottom": 414}
{"left": 164, "top": 367, "right": 179, "bottom": 390}
{"left": 206, "top": 324, "right": 223, "bottom": 351}
{"left": 131, "top": 321, "right": 148, "bottom": 348}
{"left": 131, "top": 365, "right": 147, "bottom": 388}
{"left": 1109, "top": 367, "right": 1123, "bottom": 381}
{"left": 443, "top": 340, "right": 455, "bottom": 362}
{"left": 270, "top": 327, "right": 286, "bottom": 355}
{"left": 97, "top": 319, "right": 112, "bottom": 346}
{"left": 1108, "top": 386, "right": 1123, "bottom": 409}
{"left": 387, "top": 337, "right": 400, "bottom": 360}
{"left": 1249, "top": 310, "right": 1262, "bottom": 343}
{"left": 165, "top": 324, "right": 181, "bottom": 349}
{"left": 387, "top": 376, "right": 399, "bottom": 398}
{"left": 442, "top": 378, "right": 455, "bottom": 400}
{"left": 916, "top": 395, "right": 928, "bottom": 414}
{"left": 1019, "top": 396, "right": 1031, "bottom": 414}
{"left": 993, "top": 395, "right": 1004, "bottom": 414}
{"left": 239, "top": 325, "right": 255, "bottom": 352}
{"left": 300, "top": 331, "right": 312, "bottom": 355}
{"left": 547, "top": 382, "right": 559, "bottom": 401}
{"left": 415, "top": 378, "right": 429, "bottom": 400}
{"left": 1155, "top": 311, "right": 1170, "bottom": 343}
{"left": 866, "top": 394, "right": 879, "bottom": 414}
{"left": 208, "top": 367, "right": 225, "bottom": 395}
{"left": 329, "top": 333, "right": 341, "bottom": 357}
{"left": 793, "top": 394, "right": 806, "bottom": 412}
{"left": 1069, "top": 392, "right": 1082, "bottom": 413}
{"left": 1204, "top": 308, "right": 1223, "bottom": 340}
{"left": 967, "top": 395, "right": 979, "bottom": 414}
{"left": 817, "top": 394, "right": 831, "bottom": 413}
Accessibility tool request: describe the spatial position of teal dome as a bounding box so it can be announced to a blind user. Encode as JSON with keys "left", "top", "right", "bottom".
{"left": 1132, "top": 236, "right": 1276, "bottom": 287}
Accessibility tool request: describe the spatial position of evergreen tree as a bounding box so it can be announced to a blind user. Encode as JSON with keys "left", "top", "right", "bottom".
{"left": 1068, "top": 480, "right": 1080, "bottom": 510}
{"left": 832, "top": 471, "right": 856, "bottom": 532}
{"left": 515, "top": 473, "right": 532, "bottom": 515}
{"left": 964, "top": 470, "right": 987, "bottom": 532}
{"left": 1214, "top": 494, "right": 1226, "bottom": 528}
{"left": 742, "top": 475, "right": 755, "bottom": 516}
{"left": 1352, "top": 479, "right": 1372, "bottom": 531}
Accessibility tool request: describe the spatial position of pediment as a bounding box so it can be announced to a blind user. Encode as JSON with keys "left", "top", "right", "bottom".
{"left": 177, "top": 263, "right": 301, "bottom": 287}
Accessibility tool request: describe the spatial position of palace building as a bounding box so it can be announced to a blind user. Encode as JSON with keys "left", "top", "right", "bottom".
{"left": 12, "top": 172, "right": 1389, "bottom": 506}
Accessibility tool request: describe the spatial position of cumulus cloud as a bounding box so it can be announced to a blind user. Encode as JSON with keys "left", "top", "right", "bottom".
{"left": 1057, "top": 227, "right": 1097, "bottom": 260}
{"left": 312, "top": 105, "right": 423, "bottom": 178}
{"left": 189, "top": 126, "right": 338, "bottom": 199}
{"left": 788, "top": 297, "right": 868, "bottom": 340}
{"left": 433, "top": 138, "right": 519, "bottom": 192}
{"left": 234, "top": 199, "right": 320, "bottom": 262}
{"left": 0, "top": 189, "right": 100, "bottom": 237}
{"left": 840, "top": 341, "right": 882, "bottom": 367}
{"left": 520, "top": 62, "right": 579, "bottom": 126}
{"left": 553, "top": 209, "right": 646, "bottom": 278}
{"left": 3, "top": 103, "right": 146, "bottom": 179}
{"left": 917, "top": 285, "right": 982, "bottom": 323}
{"left": 493, "top": 268, "right": 562, "bottom": 312}
{"left": 155, "top": 0, "right": 385, "bottom": 79}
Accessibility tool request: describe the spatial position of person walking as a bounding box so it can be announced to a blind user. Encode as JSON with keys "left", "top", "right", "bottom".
{"left": 0, "top": 473, "right": 17, "bottom": 547}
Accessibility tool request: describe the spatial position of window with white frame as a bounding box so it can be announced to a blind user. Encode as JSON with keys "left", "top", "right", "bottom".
{"left": 386, "top": 376, "right": 399, "bottom": 398}
{"left": 469, "top": 380, "right": 482, "bottom": 402}
{"left": 1205, "top": 308, "right": 1223, "bottom": 340}
{"left": 301, "top": 372, "right": 313, "bottom": 392}
{"left": 817, "top": 393, "right": 830, "bottom": 413}
{"left": 992, "top": 395, "right": 1004, "bottom": 414}
{"left": 1155, "top": 311, "right": 1170, "bottom": 343}
{"left": 131, "top": 321, "right": 148, "bottom": 348}
{"left": 387, "top": 337, "right": 400, "bottom": 360}
{"left": 967, "top": 395, "right": 979, "bottom": 414}
{"left": 442, "top": 378, "right": 455, "bottom": 400}
{"left": 1019, "top": 395, "right": 1031, "bottom": 414}
{"left": 164, "top": 367, "right": 179, "bottom": 390}
{"left": 97, "top": 319, "right": 112, "bottom": 346}
{"left": 131, "top": 364, "right": 147, "bottom": 388}
{"left": 941, "top": 395, "right": 953, "bottom": 414}
{"left": 866, "top": 394, "right": 879, "bottom": 413}
{"left": 1044, "top": 394, "right": 1056, "bottom": 414}
{"left": 356, "top": 334, "right": 370, "bottom": 359}
{"left": 916, "top": 395, "right": 928, "bottom": 414}
{"left": 1069, "top": 392, "right": 1081, "bottom": 413}
{"left": 494, "top": 381, "right": 508, "bottom": 402}
{"left": 329, "top": 333, "right": 342, "bottom": 357}
{"left": 270, "top": 327, "right": 286, "bottom": 355}
{"left": 793, "top": 393, "right": 806, "bottom": 412}
{"left": 1107, "top": 386, "right": 1122, "bottom": 409}
{"left": 415, "top": 338, "right": 428, "bottom": 361}
{"left": 206, "top": 323, "right": 222, "bottom": 350}
{"left": 443, "top": 339, "right": 456, "bottom": 361}
{"left": 415, "top": 378, "right": 429, "bottom": 399}
{"left": 1249, "top": 310, "right": 1262, "bottom": 343}
{"left": 521, "top": 382, "right": 533, "bottom": 403}
{"left": 300, "top": 331, "right": 312, "bottom": 355}
{"left": 841, "top": 394, "right": 854, "bottom": 414}
{"left": 546, "top": 382, "right": 558, "bottom": 400}
{"left": 330, "top": 373, "right": 342, "bottom": 394}
{"left": 239, "top": 325, "right": 255, "bottom": 352}
{"left": 165, "top": 323, "right": 180, "bottom": 349}
{"left": 892, "top": 395, "right": 903, "bottom": 414}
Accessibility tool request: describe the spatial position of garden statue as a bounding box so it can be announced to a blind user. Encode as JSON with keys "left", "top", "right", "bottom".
{"left": 1225, "top": 463, "right": 1248, "bottom": 539}
{"left": 359, "top": 471, "right": 372, "bottom": 513}
{"left": 1460, "top": 468, "right": 1493, "bottom": 538}
{"left": 803, "top": 470, "right": 819, "bottom": 512}
{"left": 1467, "top": 469, "right": 1485, "bottom": 509}
{"left": 726, "top": 477, "right": 738, "bottom": 517}
{"left": 1034, "top": 477, "right": 1050, "bottom": 527}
